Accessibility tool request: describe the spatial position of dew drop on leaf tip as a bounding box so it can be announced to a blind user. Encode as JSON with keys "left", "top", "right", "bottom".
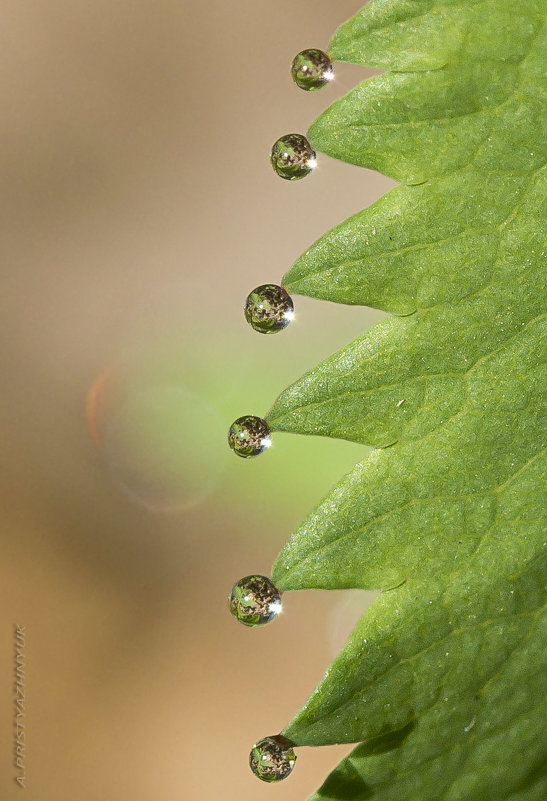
{"left": 270, "top": 134, "right": 316, "bottom": 180}
{"left": 244, "top": 284, "right": 294, "bottom": 333}
{"left": 249, "top": 735, "right": 296, "bottom": 782}
{"left": 227, "top": 415, "right": 271, "bottom": 458}
{"left": 229, "top": 575, "right": 282, "bottom": 627}
{"left": 291, "top": 48, "right": 334, "bottom": 91}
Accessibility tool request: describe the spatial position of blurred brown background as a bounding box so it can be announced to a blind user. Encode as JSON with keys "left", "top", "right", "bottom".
{"left": 0, "top": 1, "right": 394, "bottom": 799}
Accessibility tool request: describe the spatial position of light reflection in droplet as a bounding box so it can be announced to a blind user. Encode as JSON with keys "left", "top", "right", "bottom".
{"left": 229, "top": 575, "right": 282, "bottom": 627}
{"left": 291, "top": 48, "right": 334, "bottom": 91}
{"left": 244, "top": 284, "right": 294, "bottom": 334}
{"left": 270, "top": 134, "right": 316, "bottom": 180}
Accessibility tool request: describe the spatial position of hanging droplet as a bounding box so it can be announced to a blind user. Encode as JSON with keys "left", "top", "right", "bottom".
{"left": 244, "top": 284, "right": 294, "bottom": 334}
{"left": 249, "top": 735, "right": 296, "bottom": 782}
{"left": 270, "top": 134, "right": 316, "bottom": 180}
{"left": 229, "top": 575, "right": 282, "bottom": 627}
{"left": 291, "top": 49, "right": 334, "bottom": 91}
{"left": 228, "top": 415, "right": 271, "bottom": 458}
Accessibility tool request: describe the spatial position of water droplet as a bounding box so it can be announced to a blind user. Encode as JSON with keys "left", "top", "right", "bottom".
{"left": 270, "top": 134, "right": 316, "bottom": 180}
{"left": 244, "top": 284, "right": 294, "bottom": 334}
{"left": 229, "top": 575, "right": 282, "bottom": 627}
{"left": 291, "top": 49, "right": 333, "bottom": 91}
{"left": 249, "top": 735, "right": 296, "bottom": 782}
{"left": 228, "top": 415, "right": 271, "bottom": 458}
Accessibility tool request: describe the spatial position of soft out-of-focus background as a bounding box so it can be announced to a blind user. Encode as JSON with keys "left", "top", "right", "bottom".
{"left": 0, "top": 1, "right": 394, "bottom": 798}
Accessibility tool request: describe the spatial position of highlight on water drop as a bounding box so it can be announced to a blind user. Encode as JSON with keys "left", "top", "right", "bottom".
{"left": 244, "top": 284, "right": 294, "bottom": 334}
{"left": 249, "top": 735, "right": 296, "bottom": 782}
{"left": 229, "top": 575, "right": 282, "bottom": 627}
{"left": 270, "top": 133, "right": 316, "bottom": 180}
{"left": 291, "top": 48, "right": 334, "bottom": 91}
{"left": 228, "top": 415, "right": 271, "bottom": 458}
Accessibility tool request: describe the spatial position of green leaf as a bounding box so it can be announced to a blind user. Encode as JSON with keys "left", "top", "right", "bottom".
{"left": 265, "top": 0, "right": 547, "bottom": 798}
